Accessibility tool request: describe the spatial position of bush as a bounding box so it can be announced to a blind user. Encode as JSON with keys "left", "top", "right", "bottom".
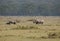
{"left": 48, "top": 32, "right": 58, "bottom": 38}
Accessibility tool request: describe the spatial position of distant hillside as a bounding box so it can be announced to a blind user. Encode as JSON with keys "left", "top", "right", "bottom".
{"left": 0, "top": 0, "right": 60, "bottom": 16}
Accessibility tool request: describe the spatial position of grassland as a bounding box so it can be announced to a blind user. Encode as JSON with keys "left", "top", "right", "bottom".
{"left": 0, "top": 16, "right": 60, "bottom": 41}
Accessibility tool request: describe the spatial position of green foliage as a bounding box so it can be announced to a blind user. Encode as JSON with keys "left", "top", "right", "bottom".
{"left": 0, "top": 0, "right": 60, "bottom": 16}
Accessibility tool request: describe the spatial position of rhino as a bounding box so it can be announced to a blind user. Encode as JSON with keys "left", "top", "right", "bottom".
{"left": 6, "top": 21, "right": 16, "bottom": 25}
{"left": 33, "top": 19, "right": 44, "bottom": 24}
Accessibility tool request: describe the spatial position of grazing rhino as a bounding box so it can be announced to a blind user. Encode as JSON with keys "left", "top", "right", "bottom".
{"left": 6, "top": 21, "right": 16, "bottom": 25}
{"left": 33, "top": 19, "right": 44, "bottom": 24}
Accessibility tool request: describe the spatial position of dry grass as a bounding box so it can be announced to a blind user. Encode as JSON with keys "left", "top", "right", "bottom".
{"left": 0, "top": 16, "right": 60, "bottom": 41}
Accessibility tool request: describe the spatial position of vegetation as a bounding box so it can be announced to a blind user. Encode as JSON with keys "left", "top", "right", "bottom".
{"left": 0, "top": 16, "right": 60, "bottom": 41}
{"left": 0, "top": 0, "right": 60, "bottom": 16}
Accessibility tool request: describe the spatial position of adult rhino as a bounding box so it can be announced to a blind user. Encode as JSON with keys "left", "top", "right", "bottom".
{"left": 33, "top": 19, "right": 44, "bottom": 24}
{"left": 6, "top": 21, "right": 16, "bottom": 25}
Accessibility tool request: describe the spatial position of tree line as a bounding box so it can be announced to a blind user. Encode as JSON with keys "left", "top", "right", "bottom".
{"left": 0, "top": 1, "right": 60, "bottom": 16}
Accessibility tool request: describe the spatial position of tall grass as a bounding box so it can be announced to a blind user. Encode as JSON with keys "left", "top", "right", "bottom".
{"left": 11, "top": 25, "right": 39, "bottom": 30}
